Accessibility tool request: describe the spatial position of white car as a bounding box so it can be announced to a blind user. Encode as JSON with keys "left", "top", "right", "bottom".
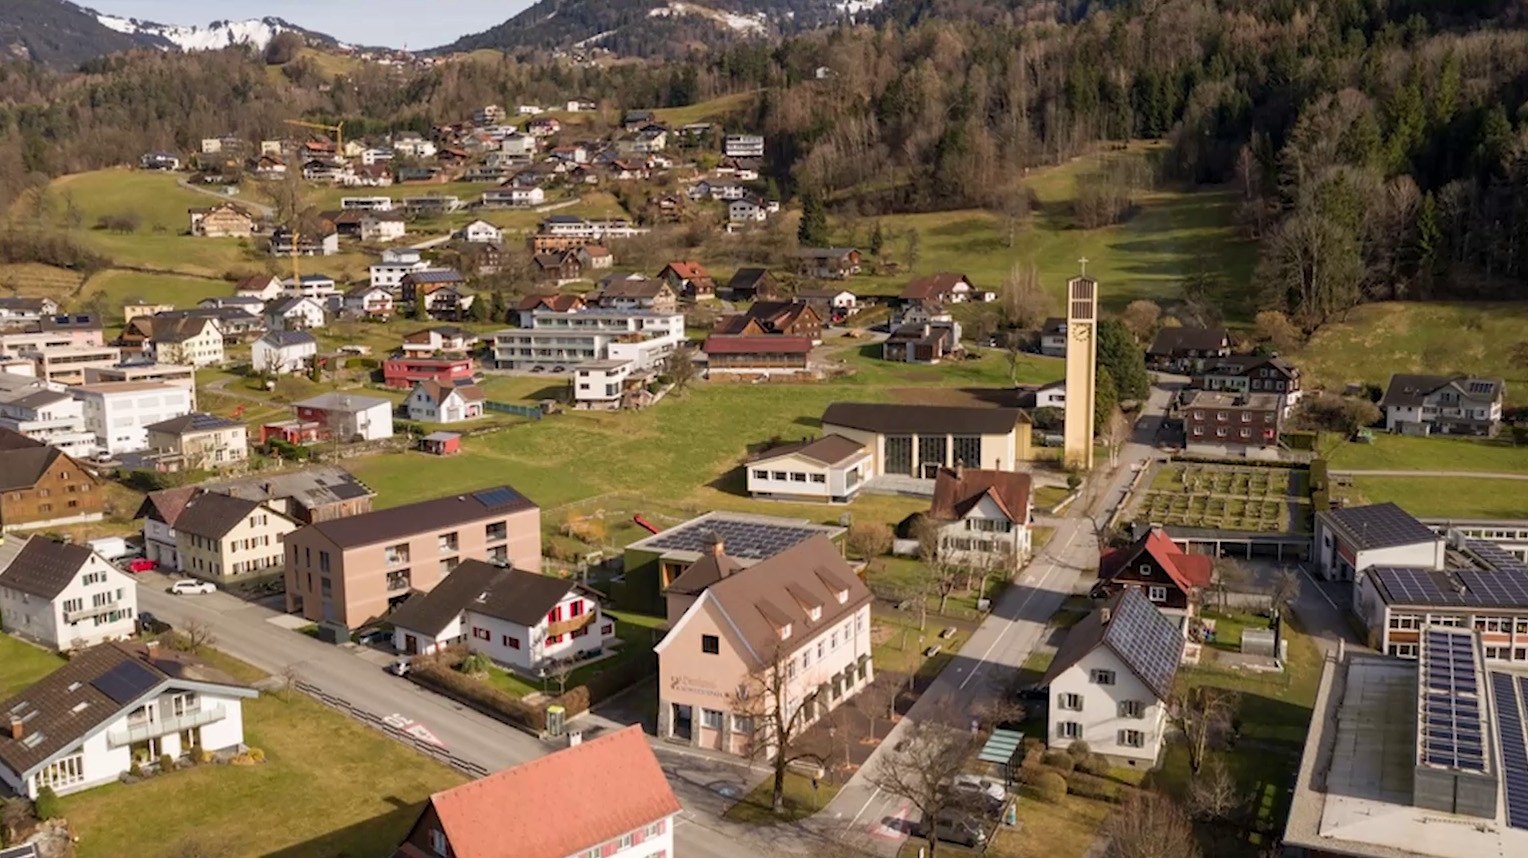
{"left": 170, "top": 579, "right": 216, "bottom": 595}
{"left": 951, "top": 774, "right": 1007, "bottom": 810}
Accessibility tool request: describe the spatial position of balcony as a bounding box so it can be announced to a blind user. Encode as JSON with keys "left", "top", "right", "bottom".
{"left": 107, "top": 704, "right": 226, "bottom": 747}
{"left": 64, "top": 602, "right": 126, "bottom": 624}
{"left": 546, "top": 612, "right": 595, "bottom": 638}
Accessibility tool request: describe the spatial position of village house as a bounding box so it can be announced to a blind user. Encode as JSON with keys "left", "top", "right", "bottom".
{"left": 234, "top": 275, "right": 283, "bottom": 302}
{"left": 482, "top": 186, "right": 545, "bottom": 208}
{"left": 405, "top": 381, "right": 485, "bottom": 424}
{"left": 532, "top": 252, "right": 583, "bottom": 286}
{"left": 1379, "top": 373, "right": 1506, "bottom": 437}
{"left": 284, "top": 485, "right": 542, "bottom": 631}
{"left": 260, "top": 393, "right": 394, "bottom": 446}
{"left": 401, "top": 326, "right": 477, "bottom": 357}
{"left": 389, "top": 561, "right": 612, "bottom": 670}
{"left": 656, "top": 535, "right": 874, "bottom": 756}
{"left": 493, "top": 309, "right": 684, "bottom": 373}
{"left": 659, "top": 261, "right": 716, "bottom": 301}
{"left": 795, "top": 247, "right": 862, "bottom": 280}
{"left": 883, "top": 314, "right": 962, "bottom": 364}
{"left": 1039, "top": 317, "right": 1069, "bottom": 357}
{"left": 1042, "top": 589, "right": 1185, "bottom": 766}
{"left": 724, "top": 268, "right": 778, "bottom": 302}
{"left": 572, "top": 359, "right": 656, "bottom": 411}
{"left": 173, "top": 491, "right": 297, "bottom": 580}
{"left": 143, "top": 413, "right": 248, "bottom": 472}
{"left": 713, "top": 300, "right": 824, "bottom": 343}
{"left": 84, "top": 362, "right": 197, "bottom": 409}
{"left": 340, "top": 284, "right": 394, "bottom": 320}
{"left": 1193, "top": 355, "right": 1303, "bottom": 418}
{"left": 197, "top": 296, "right": 265, "bottom": 316}
{"left": 1146, "top": 326, "right": 1232, "bottom": 373}
{"left": 383, "top": 356, "right": 475, "bottom": 390}
{"left": 370, "top": 248, "right": 431, "bottom": 290}
{"left": 281, "top": 274, "right": 339, "bottom": 302}
{"left": 514, "top": 293, "right": 585, "bottom": 327}
{"left": 0, "top": 430, "right": 102, "bottom": 532}
{"left": 1180, "top": 390, "right": 1283, "bottom": 459}
{"left": 819, "top": 402, "right": 1034, "bottom": 478}
{"left": 898, "top": 272, "right": 989, "bottom": 309}
{"left": 454, "top": 219, "right": 504, "bottom": 245}
{"left": 588, "top": 276, "right": 679, "bottom": 314}
{"left": 729, "top": 195, "right": 769, "bottom": 224}
{"left": 0, "top": 642, "right": 257, "bottom": 799}
{"left": 577, "top": 244, "right": 613, "bottom": 270}
{"left": 71, "top": 381, "right": 194, "bottom": 457}
{"left": 0, "top": 297, "right": 61, "bottom": 326}
{"left": 401, "top": 270, "right": 473, "bottom": 320}
{"left": 0, "top": 535, "right": 137, "bottom": 652}
{"left": 27, "top": 346, "right": 124, "bottom": 387}
{"left": 796, "top": 288, "right": 859, "bottom": 323}
{"left": 268, "top": 227, "right": 339, "bottom": 258}
{"left": 746, "top": 435, "right": 873, "bottom": 503}
{"left": 391, "top": 726, "right": 679, "bottom": 858}
{"left": 144, "top": 317, "right": 224, "bottom": 368}
{"left": 0, "top": 376, "right": 96, "bottom": 458}
{"left": 264, "top": 297, "right": 327, "bottom": 332}
{"left": 923, "top": 465, "right": 1034, "bottom": 570}
{"left": 1091, "top": 526, "right": 1213, "bottom": 613}
{"left": 188, "top": 203, "right": 257, "bottom": 238}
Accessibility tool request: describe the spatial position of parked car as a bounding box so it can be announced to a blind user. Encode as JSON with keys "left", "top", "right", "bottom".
{"left": 951, "top": 774, "right": 1008, "bottom": 812}
{"left": 126, "top": 558, "right": 157, "bottom": 573}
{"left": 387, "top": 658, "right": 411, "bottom": 676}
{"left": 931, "top": 810, "right": 988, "bottom": 848}
{"left": 137, "top": 611, "right": 170, "bottom": 634}
{"left": 356, "top": 629, "right": 393, "bottom": 647}
{"left": 170, "top": 579, "right": 216, "bottom": 595}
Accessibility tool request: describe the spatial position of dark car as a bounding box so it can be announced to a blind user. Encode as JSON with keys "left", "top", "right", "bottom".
{"left": 931, "top": 810, "right": 988, "bottom": 848}
{"left": 1015, "top": 685, "right": 1048, "bottom": 702}
{"left": 137, "top": 612, "right": 170, "bottom": 634}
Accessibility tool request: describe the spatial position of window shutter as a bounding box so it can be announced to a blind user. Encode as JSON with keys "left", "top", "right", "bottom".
{"left": 1117, "top": 729, "right": 1126, "bottom": 746}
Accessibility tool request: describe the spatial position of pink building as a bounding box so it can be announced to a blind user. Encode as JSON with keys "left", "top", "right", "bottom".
{"left": 382, "top": 356, "right": 475, "bottom": 389}
{"left": 283, "top": 486, "right": 541, "bottom": 631}
{"left": 655, "top": 534, "right": 874, "bottom": 756}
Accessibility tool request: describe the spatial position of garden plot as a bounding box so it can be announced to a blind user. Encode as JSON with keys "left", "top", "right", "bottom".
{"left": 1137, "top": 464, "right": 1309, "bottom": 533}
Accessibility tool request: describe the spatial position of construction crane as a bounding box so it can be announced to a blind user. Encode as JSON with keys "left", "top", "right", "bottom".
{"left": 284, "top": 119, "right": 345, "bottom": 155}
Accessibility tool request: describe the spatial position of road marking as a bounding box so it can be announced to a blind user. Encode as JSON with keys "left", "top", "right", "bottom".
{"left": 847, "top": 785, "right": 881, "bottom": 829}
{"left": 958, "top": 524, "right": 1082, "bottom": 690}
{"left": 384, "top": 712, "right": 444, "bottom": 747}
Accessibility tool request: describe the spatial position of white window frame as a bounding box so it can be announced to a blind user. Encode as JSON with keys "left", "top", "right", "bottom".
{"left": 1147, "top": 586, "right": 1168, "bottom": 602}
{"left": 1057, "top": 721, "right": 1082, "bottom": 739}
{"left": 1118, "top": 729, "right": 1145, "bottom": 748}
{"left": 1058, "top": 692, "right": 1083, "bottom": 711}
{"left": 1091, "top": 669, "right": 1116, "bottom": 686}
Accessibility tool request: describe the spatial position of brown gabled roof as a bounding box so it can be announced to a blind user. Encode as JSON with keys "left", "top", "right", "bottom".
{"left": 152, "top": 316, "right": 216, "bottom": 344}
{"left": 596, "top": 277, "right": 666, "bottom": 299}
{"left": 0, "top": 427, "right": 45, "bottom": 452}
{"left": 665, "top": 546, "right": 746, "bottom": 596}
{"left": 899, "top": 272, "right": 971, "bottom": 301}
{"left": 0, "top": 446, "right": 66, "bottom": 492}
{"left": 695, "top": 535, "right": 870, "bottom": 668}
{"left": 0, "top": 642, "right": 255, "bottom": 779}
{"left": 740, "top": 300, "right": 818, "bottom": 333}
{"left": 418, "top": 725, "right": 679, "bottom": 858}
{"left": 702, "top": 335, "right": 812, "bottom": 355}
{"left": 389, "top": 560, "right": 507, "bottom": 637}
{"left": 0, "top": 536, "right": 94, "bottom": 600}
{"left": 133, "top": 486, "right": 199, "bottom": 525}
{"left": 927, "top": 466, "right": 1032, "bottom": 524}
{"left": 752, "top": 434, "right": 867, "bottom": 468}
{"left": 172, "top": 491, "right": 270, "bottom": 540}
{"left": 414, "top": 380, "right": 484, "bottom": 405}
{"left": 517, "top": 293, "right": 584, "bottom": 312}
{"left": 304, "top": 486, "right": 536, "bottom": 549}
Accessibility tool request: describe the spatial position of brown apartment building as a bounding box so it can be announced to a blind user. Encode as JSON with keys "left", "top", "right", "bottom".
{"left": 1181, "top": 390, "right": 1282, "bottom": 460}
{"left": 283, "top": 486, "right": 541, "bottom": 630}
{"left": 0, "top": 429, "right": 103, "bottom": 532}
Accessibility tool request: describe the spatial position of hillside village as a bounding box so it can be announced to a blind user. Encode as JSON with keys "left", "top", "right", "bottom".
{"left": 0, "top": 70, "right": 1527, "bottom": 858}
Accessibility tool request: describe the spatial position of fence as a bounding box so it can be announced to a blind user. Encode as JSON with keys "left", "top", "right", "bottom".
{"left": 292, "top": 680, "right": 489, "bottom": 778}
{"left": 484, "top": 401, "right": 544, "bottom": 420}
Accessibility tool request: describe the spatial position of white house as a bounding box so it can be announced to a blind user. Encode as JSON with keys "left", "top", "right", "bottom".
{"left": 264, "top": 297, "right": 327, "bottom": 332}
{"left": 71, "top": 381, "right": 194, "bottom": 456}
{"left": 924, "top": 466, "right": 1033, "bottom": 570}
{"left": 369, "top": 248, "right": 430, "bottom": 290}
{"left": 251, "top": 331, "right": 318, "bottom": 375}
{"left": 1379, "top": 373, "right": 1506, "bottom": 437}
{"left": 0, "top": 535, "right": 137, "bottom": 652}
{"left": 360, "top": 214, "right": 407, "bottom": 243}
{"left": 0, "top": 641, "right": 256, "bottom": 798}
{"left": 1029, "top": 380, "right": 1066, "bottom": 409}
{"left": 234, "top": 275, "right": 284, "bottom": 302}
{"left": 482, "top": 187, "right": 545, "bottom": 208}
{"left": 281, "top": 275, "right": 338, "bottom": 302}
{"left": 746, "top": 435, "right": 872, "bottom": 504}
{"left": 1313, "top": 502, "right": 1447, "bottom": 583}
{"left": 0, "top": 375, "right": 96, "bottom": 458}
{"left": 390, "top": 561, "right": 615, "bottom": 674}
{"left": 395, "top": 725, "right": 679, "bottom": 858}
{"left": 1041, "top": 588, "right": 1184, "bottom": 766}
{"left": 290, "top": 392, "right": 394, "bottom": 442}
{"left": 455, "top": 219, "right": 503, "bottom": 244}
{"left": 341, "top": 285, "right": 394, "bottom": 320}
{"left": 729, "top": 196, "right": 768, "bottom": 224}
{"left": 404, "top": 381, "right": 485, "bottom": 424}
{"left": 499, "top": 133, "right": 537, "bottom": 159}
{"left": 391, "top": 134, "right": 437, "bottom": 159}
{"left": 724, "top": 134, "right": 765, "bottom": 158}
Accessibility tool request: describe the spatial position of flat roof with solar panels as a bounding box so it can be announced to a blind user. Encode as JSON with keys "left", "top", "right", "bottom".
{"left": 627, "top": 511, "right": 845, "bottom": 563}
{"left": 1367, "top": 537, "right": 1528, "bottom": 610}
{"left": 1413, "top": 628, "right": 1497, "bottom": 818}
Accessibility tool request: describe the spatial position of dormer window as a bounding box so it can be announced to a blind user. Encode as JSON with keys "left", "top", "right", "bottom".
{"left": 808, "top": 606, "right": 822, "bottom": 622}
{"left": 836, "top": 589, "right": 849, "bottom": 605}
{"left": 778, "top": 624, "right": 792, "bottom": 641}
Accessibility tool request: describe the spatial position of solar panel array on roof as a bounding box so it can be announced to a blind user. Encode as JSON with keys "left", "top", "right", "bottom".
{"left": 1492, "top": 672, "right": 1528, "bottom": 830}
{"left": 473, "top": 487, "right": 524, "bottom": 512}
{"left": 644, "top": 517, "right": 826, "bottom": 560}
{"left": 1325, "top": 503, "right": 1439, "bottom": 551}
{"left": 1467, "top": 539, "right": 1528, "bottom": 574}
{"left": 1418, "top": 629, "right": 1489, "bottom": 773}
{"left": 89, "top": 660, "right": 159, "bottom": 705}
{"left": 1372, "top": 567, "right": 1463, "bottom": 606}
{"left": 1100, "top": 589, "right": 1184, "bottom": 700}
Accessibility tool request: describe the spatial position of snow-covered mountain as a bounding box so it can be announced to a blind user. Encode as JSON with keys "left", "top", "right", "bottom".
{"left": 92, "top": 11, "right": 346, "bottom": 53}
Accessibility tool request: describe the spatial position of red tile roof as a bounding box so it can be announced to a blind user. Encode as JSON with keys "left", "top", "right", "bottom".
{"left": 665, "top": 261, "right": 708, "bottom": 280}
{"left": 703, "top": 335, "right": 813, "bottom": 355}
{"left": 1098, "top": 528, "right": 1213, "bottom": 592}
{"left": 426, "top": 725, "right": 680, "bottom": 858}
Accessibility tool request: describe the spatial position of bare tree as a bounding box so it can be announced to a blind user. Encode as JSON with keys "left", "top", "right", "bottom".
{"left": 1104, "top": 406, "right": 1130, "bottom": 466}
{"left": 183, "top": 619, "right": 217, "bottom": 652}
{"left": 279, "top": 663, "right": 300, "bottom": 700}
{"left": 1002, "top": 329, "right": 1028, "bottom": 386}
{"left": 1119, "top": 300, "right": 1161, "bottom": 343}
{"left": 547, "top": 657, "right": 575, "bottom": 697}
{"left": 996, "top": 261, "right": 1053, "bottom": 331}
{"left": 1267, "top": 567, "right": 1302, "bottom": 617}
{"left": 914, "top": 516, "right": 962, "bottom": 616}
{"left": 1102, "top": 791, "right": 1202, "bottom": 858}
{"left": 1210, "top": 556, "right": 1254, "bottom": 610}
{"left": 845, "top": 521, "right": 893, "bottom": 567}
{"left": 664, "top": 347, "right": 699, "bottom": 395}
{"left": 865, "top": 720, "right": 981, "bottom": 858}
{"left": 855, "top": 680, "right": 901, "bottom": 740}
{"left": 1187, "top": 757, "right": 1244, "bottom": 824}
{"left": 730, "top": 645, "right": 829, "bottom": 815}
{"left": 1172, "top": 685, "right": 1239, "bottom": 773}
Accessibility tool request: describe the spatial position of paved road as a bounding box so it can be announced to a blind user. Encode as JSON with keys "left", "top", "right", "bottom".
{"left": 135, "top": 578, "right": 791, "bottom": 857}
{"left": 1329, "top": 469, "right": 1528, "bottom": 480}
{"left": 177, "top": 180, "right": 275, "bottom": 218}
{"left": 818, "top": 383, "right": 1177, "bottom": 853}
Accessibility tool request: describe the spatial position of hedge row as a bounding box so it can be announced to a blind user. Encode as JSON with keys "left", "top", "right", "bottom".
{"left": 409, "top": 656, "right": 547, "bottom": 734}
{"left": 554, "top": 652, "right": 658, "bottom": 717}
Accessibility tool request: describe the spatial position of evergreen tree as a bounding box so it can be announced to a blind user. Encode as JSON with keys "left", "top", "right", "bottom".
{"left": 798, "top": 190, "right": 829, "bottom": 247}
{"left": 1097, "top": 319, "right": 1150, "bottom": 401}
{"left": 1094, "top": 365, "right": 1118, "bottom": 435}
{"left": 869, "top": 220, "right": 884, "bottom": 255}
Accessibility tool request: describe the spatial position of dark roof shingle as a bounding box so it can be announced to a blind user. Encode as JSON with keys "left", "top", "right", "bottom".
{"left": 306, "top": 487, "right": 536, "bottom": 549}
{"left": 0, "top": 536, "right": 93, "bottom": 600}
{"left": 821, "top": 402, "right": 1028, "bottom": 436}
{"left": 1319, "top": 502, "right": 1439, "bottom": 552}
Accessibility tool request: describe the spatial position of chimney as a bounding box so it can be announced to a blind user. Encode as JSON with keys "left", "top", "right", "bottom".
{"left": 1100, "top": 607, "right": 1112, "bottom": 625}
{"left": 705, "top": 531, "right": 725, "bottom": 557}
{"left": 8, "top": 717, "right": 21, "bottom": 741}
{"left": 144, "top": 639, "right": 159, "bottom": 653}
{"left": 954, "top": 460, "right": 965, "bottom": 479}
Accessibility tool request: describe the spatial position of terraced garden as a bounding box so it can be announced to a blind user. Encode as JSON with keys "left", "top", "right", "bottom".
{"left": 1137, "top": 463, "right": 1310, "bottom": 533}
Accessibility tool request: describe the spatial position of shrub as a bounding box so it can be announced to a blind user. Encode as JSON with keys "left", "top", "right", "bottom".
{"left": 128, "top": 761, "right": 143, "bottom": 778}
{"left": 1066, "top": 771, "right": 1122, "bottom": 803}
{"left": 193, "top": 748, "right": 214, "bottom": 765}
{"left": 32, "top": 787, "right": 59, "bottom": 821}
{"left": 1066, "top": 740, "right": 1091, "bottom": 759}
{"left": 1077, "top": 753, "right": 1112, "bottom": 777}
{"left": 410, "top": 655, "right": 548, "bottom": 733}
{"left": 1041, "top": 749, "right": 1076, "bottom": 772}
{"left": 248, "top": 747, "right": 265, "bottom": 763}
{"left": 158, "top": 753, "right": 175, "bottom": 773}
{"left": 458, "top": 653, "right": 490, "bottom": 676}
{"left": 1066, "top": 471, "right": 1082, "bottom": 491}
{"left": 1035, "top": 772, "right": 1068, "bottom": 803}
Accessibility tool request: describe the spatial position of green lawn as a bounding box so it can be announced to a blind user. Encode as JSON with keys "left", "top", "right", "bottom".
{"left": 836, "top": 144, "right": 1259, "bottom": 318}
{"left": 1346, "top": 476, "right": 1528, "bottom": 520}
{"left": 988, "top": 792, "right": 1111, "bottom": 858}
{"left": 1294, "top": 301, "right": 1528, "bottom": 406}
{"left": 1325, "top": 433, "right": 1528, "bottom": 474}
{"left": 723, "top": 769, "right": 839, "bottom": 825}
{"left": 484, "top": 610, "right": 664, "bottom": 698}
{"left": 80, "top": 269, "right": 230, "bottom": 321}
{"left": 36, "top": 169, "right": 218, "bottom": 234}
{"left": 653, "top": 90, "right": 761, "bottom": 127}
{"left": 0, "top": 635, "right": 66, "bottom": 696}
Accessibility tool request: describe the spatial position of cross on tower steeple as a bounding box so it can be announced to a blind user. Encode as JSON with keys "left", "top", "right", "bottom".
{"left": 1078, "top": 256, "right": 1089, "bottom": 276}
